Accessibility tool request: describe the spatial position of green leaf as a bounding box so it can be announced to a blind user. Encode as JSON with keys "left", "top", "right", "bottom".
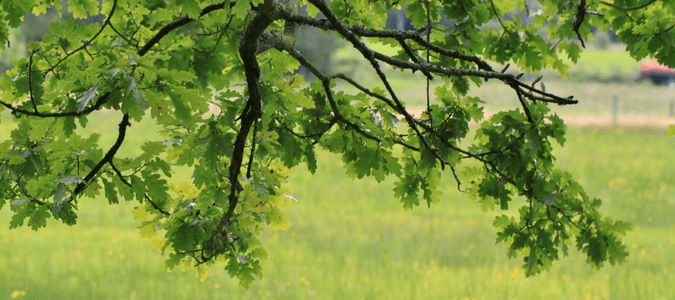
{"left": 567, "top": 43, "right": 583, "bottom": 63}
{"left": 51, "top": 184, "right": 66, "bottom": 214}
{"left": 586, "top": 235, "right": 608, "bottom": 266}
{"left": 28, "top": 118, "right": 53, "bottom": 142}
{"left": 612, "top": 220, "right": 632, "bottom": 235}
{"left": 126, "top": 77, "right": 149, "bottom": 110}
{"left": 102, "top": 177, "right": 119, "bottom": 204}
{"left": 68, "top": 0, "right": 99, "bottom": 19}
{"left": 57, "top": 175, "right": 82, "bottom": 185}
{"left": 10, "top": 199, "right": 28, "bottom": 206}
{"left": 406, "top": 2, "right": 427, "bottom": 29}
{"left": 493, "top": 215, "right": 512, "bottom": 229}
{"left": 29, "top": 205, "right": 50, "bottom": 230}
{"left": 667, "top": 125, "right": 675, "bottom": 137}
{"left": 165, "top": 253, "right": 184, "bottom": 271}
{"left": 32, "top": 2, "right": 49, "bottom": 15}
{"left": 543, "top": 193, "right": 559, "bottom": 206}
{"left": 233, "top": 0, "right": 252, "bottom": 20}
{"left": 304, "top": 144, "right": 317, "bottom": 174}
{"left": 145, "top": 174, "right": 169, "bottom": 206}
{"left": 178, "top": 0, "right": 201, "bottom": 19}
{"left": 168, "top": 90, "right": 193, "bottom": 127}
{"left": 169, "top": 224, "right": 202, "bottom": 252}
{"left": 130, "top": 203, "right": 151, "bottom": 221}
{"left": 130, "top": 175, "right": 146, "bottom": 201}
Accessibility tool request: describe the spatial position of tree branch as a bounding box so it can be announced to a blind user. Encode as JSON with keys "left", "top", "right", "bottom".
{"left": 255, "top": 0, "right": 300, "bottom": 55}
{"left": 513, "top": 84, "right": 535, "bottom": 123}
{"left": 599, "top": 0, "right": 658, "bottom": 11}
{"left": 396, "top": 37, "right": 433, "bottom": 80}
{"left": 0, "top": 92, "right": 111, "bottom": 118}
{"left": 285, "top": 48, "right": 420, "bottom": 152}
{"left": 138, "top": 2, "right": 232, "bottom": 56}
{"left": 275, "top": 10, "right": 495, "bottom": 71}
{"left": 72, "top": 113, "right": 130, "bottom": 196}
{"left": 64, "top": 2, "right": 238, "bottom": 197}
{"left": 28, "top": 49, "right": 40, "bottom": 113}
{"left": 219, "top": 0, "right": 282, "bottom": 233}
{"left": 276, "top": 6, "right": 575, "bottom": 107}
{"left": 109, "top": 160, "right": 131, "bottom": 187}
{"left": 307, "top": 0, "right": 441, "bottom": 164}
{"left": 246, "top": 118, "right": 260, "bottom": 179}
{"left": 572, "top": 0, "right": 587, "bottom": 48}
{"left": 370, "top": 51, "right": 577, "bottom": 105}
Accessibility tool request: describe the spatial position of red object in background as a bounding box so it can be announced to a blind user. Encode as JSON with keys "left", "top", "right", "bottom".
{"left": 639, "top": 59, "right": 675, "bottom": 84}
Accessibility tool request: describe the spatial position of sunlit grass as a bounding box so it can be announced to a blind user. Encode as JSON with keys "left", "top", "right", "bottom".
{"left": 2, "top": 121, "right": 675, "bottom": 298}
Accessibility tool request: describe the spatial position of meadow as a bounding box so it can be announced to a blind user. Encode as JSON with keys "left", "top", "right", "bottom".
{"left": 2, "top": 47, "right": 675, "bottom": 299}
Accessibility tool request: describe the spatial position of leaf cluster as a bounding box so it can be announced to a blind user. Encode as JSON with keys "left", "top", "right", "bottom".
{"left": 1, "top": 0, "right": 666, "bottom": 286}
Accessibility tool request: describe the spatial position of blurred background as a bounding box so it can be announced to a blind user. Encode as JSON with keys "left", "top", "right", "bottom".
{"left": 2, "top": 2, "right": 675, "bottom": 299}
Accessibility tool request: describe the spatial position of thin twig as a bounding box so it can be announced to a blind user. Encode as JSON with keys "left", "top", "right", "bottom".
{"left": 599, "top": 0, "right": 657, "bottom": 11}
{"left": 28, "top": 49, "right": 40, "bottom": 113}
{"left": 396, "top": 37, "right": 433, "bottom": 79}
{"left": 46, "top": 0, "right": 120, "bottom": 74}
{"left": 138, "top": 2, "right": 232, "bottom": 56}
{"left": 109, "top": 160, "right": 131, "bottom": 187}
{"left": 513, "top": 85, "right": 535, "bottom": 124}
{"left": 490, "top": 0, "right": 512, "bottom": 34}
{"left": 145, "top": 194, "right": 171, "bottom": 216}
{"left": 449, "top": 165, "right": 464, "bottom": 192}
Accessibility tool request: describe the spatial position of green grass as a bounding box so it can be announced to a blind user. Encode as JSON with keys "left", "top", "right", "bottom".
{"left": 2, "top": 116, "right": 675, "bottom": 299}
{"left": 2, "top": 47, "right": 675, "bottom": 299}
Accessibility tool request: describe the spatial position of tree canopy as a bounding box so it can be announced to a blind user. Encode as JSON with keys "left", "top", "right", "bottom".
{"left": 1, "top": 0, "right": 672, "bottom": 287}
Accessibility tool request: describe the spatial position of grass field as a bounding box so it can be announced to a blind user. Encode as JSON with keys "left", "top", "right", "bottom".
{"left": 2, "top": 116, "right": 675, "bottom": 299}
{"left": 3, "top": 45, "right": 675, "bottom": 299}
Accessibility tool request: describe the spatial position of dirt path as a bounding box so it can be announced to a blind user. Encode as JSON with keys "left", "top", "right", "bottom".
{"left": 556, "top": 114, "right": 674, "bottom": 128}
{"left": 181, "top": 105, "right": 675, "bottom": 128}
{"left": 406, "top": 108, "right": 675, "bottom": 128}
